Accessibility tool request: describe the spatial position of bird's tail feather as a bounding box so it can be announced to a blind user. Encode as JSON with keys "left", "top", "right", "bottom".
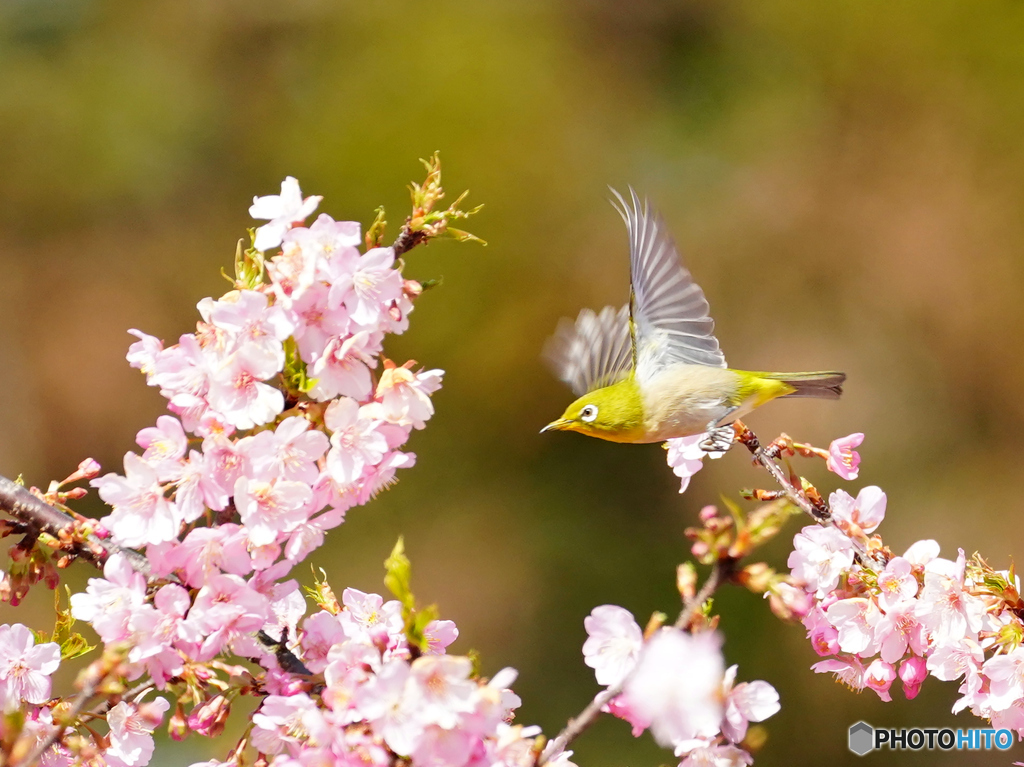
{"left": 762, "top": 371, "right": 846, "bottom": 400}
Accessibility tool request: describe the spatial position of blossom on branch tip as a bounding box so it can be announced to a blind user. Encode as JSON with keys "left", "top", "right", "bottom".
{"left": 825, "top": 432, "right": 863, "bottom": 480}
{"left": 250, "top": 176, "right": 322, "bottom": 252}
{"left": 829, "top": 485, "right": 886, "bottom": 535}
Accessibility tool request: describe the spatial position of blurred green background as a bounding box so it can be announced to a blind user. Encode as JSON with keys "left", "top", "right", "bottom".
{"left": 2, "top": 1, "right": 1024, "bottom": 764}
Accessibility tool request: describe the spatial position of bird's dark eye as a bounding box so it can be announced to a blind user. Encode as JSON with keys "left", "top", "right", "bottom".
{"left": 580, "top": 405, "right": 598, "bottom": 423}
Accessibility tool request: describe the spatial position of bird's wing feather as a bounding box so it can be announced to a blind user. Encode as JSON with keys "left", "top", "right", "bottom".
{"left": 610, "top": 187, "right": 726, "bottom": 381}
{"left": 544, "top": 304, "right": 632, "bottom": 396}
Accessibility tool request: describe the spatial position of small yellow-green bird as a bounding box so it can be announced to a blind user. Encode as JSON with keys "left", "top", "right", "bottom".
{"left": 542, "top": 188, "right": 845, "bottom": 451}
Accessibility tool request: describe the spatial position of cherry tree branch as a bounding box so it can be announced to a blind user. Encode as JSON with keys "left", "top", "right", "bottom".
{"left": 732, "top": 422, "right": 885, "bottom": 569}
{"left": 537, "top": 560, "right": 728, "bottom": 766}
{"left": 0, "top": 474, "right": 152, "bottom": 576}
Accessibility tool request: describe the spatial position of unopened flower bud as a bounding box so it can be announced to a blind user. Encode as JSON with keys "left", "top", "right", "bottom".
{"left": 676, "top": 563, "right": 697, "bottom": 600}
{"left": 169, "top": 703, "right": 188, "bottom": 741}
{"left": 187, "top": 695, "right": 231, "bottom": 737}
{"left": 898, "top": 656, "right": 927, "bottom": 700}
{"left": 738, "top": 563, "right": 774, "bottom": 593}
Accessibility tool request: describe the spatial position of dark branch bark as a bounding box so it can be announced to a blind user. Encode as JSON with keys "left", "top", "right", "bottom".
{"left": 0, "top": 473, "right": 152, "bottom": 576}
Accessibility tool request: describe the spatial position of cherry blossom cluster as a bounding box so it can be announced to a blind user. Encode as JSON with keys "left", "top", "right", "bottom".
{"left": 6, "top": 176, "right": 481, "bottom": 767}
{"left": 233, "top": 587, "right": 555, "bottom": 767}
{"left": 782, "top": 437, "right": 1024, "bottom": 739}
{"left": 580, "top": 605, "right": 780, "bottom": 767}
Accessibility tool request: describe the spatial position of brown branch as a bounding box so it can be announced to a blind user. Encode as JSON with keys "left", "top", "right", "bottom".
{"left": 733, "top": 422, "right": 885, "bottom": 569}
{"left": 12, "top": 654, "right": 120, "bottom": 767}
{"left": 0, "top": 474, "right": 152, "bottom": 577}
{"left": 391, "top": 223, "right": 429, "bottom": 258}
{"left": 537, "top": 561, "right": 728, "bottom": 766}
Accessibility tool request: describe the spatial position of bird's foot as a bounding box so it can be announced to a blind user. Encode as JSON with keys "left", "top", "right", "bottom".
{"left": 699, "top": 423, "right": 735, "bottom": 454}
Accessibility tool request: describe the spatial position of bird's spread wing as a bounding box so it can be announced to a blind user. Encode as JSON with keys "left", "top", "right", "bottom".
{"left": 610, "top": 187, "right": 726, "bottom": 381}
{"left": 544, "top": 304, "right": 632, "bottom": 396}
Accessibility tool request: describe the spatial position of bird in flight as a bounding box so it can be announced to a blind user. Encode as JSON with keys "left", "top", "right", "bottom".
{"left": 542, "top": 188, "right": 845, "bottom": 452}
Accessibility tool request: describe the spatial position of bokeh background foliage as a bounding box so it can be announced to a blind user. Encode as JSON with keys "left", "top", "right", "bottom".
{"left": 2, "top": 1, "right": 1024, "bottom": 764}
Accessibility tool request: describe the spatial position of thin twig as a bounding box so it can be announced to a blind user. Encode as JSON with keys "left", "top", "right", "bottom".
{"left": 538, "top": 561, "right": 727, "bottom": 765}
{"left": 733, "top": 422, "right": 885, "bottom": 568}
{"left": 14, "top": 659, "right": 114, "bottom": 767}
{"left": 732, "top": 423, "right": 829, "bottom": 522}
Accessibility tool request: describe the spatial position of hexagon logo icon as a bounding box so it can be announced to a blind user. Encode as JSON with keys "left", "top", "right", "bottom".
{"left": 848, "top": 721, "right": 874, "bottom": 756}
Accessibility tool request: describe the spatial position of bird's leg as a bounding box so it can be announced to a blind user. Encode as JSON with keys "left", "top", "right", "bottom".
{"left": 699, "top": 408, "right": 738, "bottom": 453}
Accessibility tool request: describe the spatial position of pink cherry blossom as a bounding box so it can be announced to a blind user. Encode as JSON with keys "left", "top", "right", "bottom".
{"left": 345, "top": 247, "right": 404, "bottom": 327}
{"left": 787, "top": 525, "right": 855, "bottom": 598}
{"left": 825, "top": 598, "right": 880, "bottom": 656}
{"left": 126, "top": 584, "right": 198, "bottom": 686}
{"left": 206, "top": 347, "right": 285, "bottom": 429}
{"left": 876, "top": 556, "right": 918, "bottom": 609}
{"left": 829, "top": 485, "right": 886, "bottom": 534}
{"left": 309, "top": 331, "right": 379, "bottom": 402}
{"left": 356, "top": 659, "right": 424, "bottom": 756}
{"left": 250, "top": 176, "right": 322, "bottom": 252}
{"left": 665, "top": 435, "right": 710, "bottom": 494}
{"left": 250, "top": 694, "right": 332, "bottom": 756}
{"left": 412, "top": 725, "right": 477, "bottom": 767}
{"left": 876, "top": 601, "right": 926, "bottom": 664}
{"left": 582, "top": 605, "right": 644, "bottom": 687}
{"left": 149, "top": 525, "right": 252, "bottom": 587}
{"left": 92, "top": 453, "right": 181, "bottom": 548}
{"left": 720, "top": 665, "right": 780, "bottom": 743}
{"left": 285, "top": 282, "right": 351, "bottom": 363}
{"left": 902, "top": 539, "right": 940, "bottom": 566}
{"left": 809, "top": 625, "right": 839, "bottom": 657}
{"left": 422, "top": 620, "right": 459, "bottom": 656}
{"left": 105, "top": 698, "right": 169, "bottom": 767}
{"left": 324, "top": 398, "right": 389, "bottom": 486}
{"left": 623, "top": 629, "right": 724, "bottom": 748}
{"left": 203, "top": 290, "right": 294, "bottom": 370}
{"left": 339, "top": 588, "right": 404, "bottom": 647}
{"left": 810, "top": 657, "right": 865, "bottom": 691}
{"left": 375, "top": 364, "right": 444, "bottom": 430}
{"left": 70, "top": 554, "right": 148, "bottom": 644}
{"left": 409, "top": 655, "right": 476, "bottom": 727}
{"left": 916, "top": 550, "right": 985, "bottom": 646}
{"left": 135, "top": 415, "right": 188, "bottom": 482}
{"left": 983, "top": 647, "right": 1024, "bottom": 711}
{"left": 825, "top": 432, "right": 863, "bottom": 480}
{"left": 234, "top": 477, "right": 314, "bottom": 546}
{"left": 126, "top": 329, "right": 163, "bottom": 375}
{"left": 187, "top": 575, "right": 271, "bottom": 660}
{"left": 0, "top": 624, "right": 60, "bottom": 711}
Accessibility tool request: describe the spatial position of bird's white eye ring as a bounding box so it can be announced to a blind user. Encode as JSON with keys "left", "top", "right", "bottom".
{"left": 580, "top": 405, "right": 598, "bottom": 423}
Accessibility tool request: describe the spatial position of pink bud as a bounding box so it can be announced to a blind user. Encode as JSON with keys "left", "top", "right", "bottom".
{"left": 699, "top": 505, "right": 718, "bottom": 522}
{"left": 899, "top": 656, "right": 927, "bottom": 700}
{"left": 168, "top": 704, "right": 188, "bottom": 742}
{"left": 865, "top": 659, "right": 896, "bottom": 702}
{"left": 186, "top": 695, "right": 230, "bottom": 737}
{"left": 78, "top": 458, "right": 102, "bottom": 478}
